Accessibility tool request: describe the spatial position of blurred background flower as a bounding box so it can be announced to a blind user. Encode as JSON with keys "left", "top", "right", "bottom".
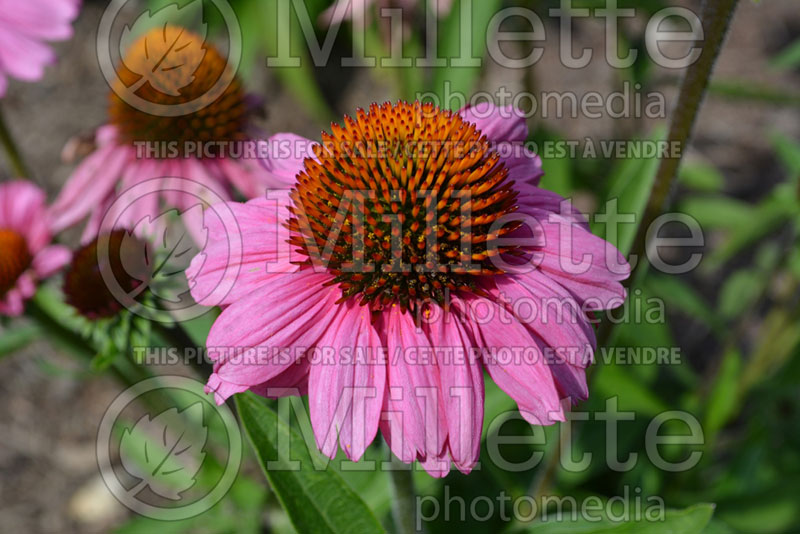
{"left": 0, "top": 181, "right": 69, "bottom": 315}
{"left": 50, "top": 24, "right": 276, "bottom": 240}
{"left": 0, "top": 0, "right": 80, "bottom": 96}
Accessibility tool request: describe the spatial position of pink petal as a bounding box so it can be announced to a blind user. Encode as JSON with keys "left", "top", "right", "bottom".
{"left": 0, "top": 28, "right": 55, "bottom": 81}
{"left": 424, "top": 304, "right": 483, "bottom": 474}
{"left": 215, "top": 157, "right": 265, "bottom": 199}
{"left": 0, "top": 287, "right": 24, "bottom": 316}
{"left": 309, "top": 304, "right": 385, "bottom": 461}
{"left": 186, "top": 196, "right": 297, "bottom": 307}
{"left": 32, "top": 245, "right": 71, "bottom": 278}
{"left": 379, "top": 307, "right": 446, "bottom": 463}
{"left": 51, "top": 144, "right": 131, "bottom": 233}
{"left": 258, "top": 134, "right": 318, "bottom": 188}
{"left": 206, "top": 359, "right": 311, "bottom": 405}
{"left": 456, "top": 295, "right": 564, "bottom": 425}
{"left": 493, "top": 274, "right": 594, "bottom": 401}
{"left": 209, "top": 271, "right": 342, "bottom": 393}
{"left": 510, "top": 208, "right": 630, "bottom": 309}
{"left": 459, "top": 102, "right": 527, "bottom": 143}
{"left": 516, "top": 187, "right": 590, "bottom": 231}
{"left": 0, "top": 181, "right": 50, "bottom": 251}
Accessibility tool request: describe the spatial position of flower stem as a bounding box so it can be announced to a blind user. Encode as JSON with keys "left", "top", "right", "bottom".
{"left": 388, "top": 463, "right": 418, "bottom": 534}
{"left": 0, "top": 104, "right": 30, "bottom": 179}
{"left": 627, "top": 0, "right": 740, "bottom": 279}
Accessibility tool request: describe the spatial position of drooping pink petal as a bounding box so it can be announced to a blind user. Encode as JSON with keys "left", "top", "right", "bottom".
{"left": 50, "top": 143, "right": 130, "bottom": 233}
{"left": 457, "top": 295, "right": 564, "bottom": 425}
{"left": 207, "top": 358, "right": 311, "bottom": 405}
{"left": 423, "top": 304, "right": 484, "bottom": 474}
{"left": 510, "top": 207, "right": 630, "bottom": 309}
{"left": 492, "top": 274, "right": 594, "bottom": 401}
{"left": 309, "top": 303, "right": 385, "bottom": 461}
{"left": 379, "top": 306, "right": 446, "bottom": 464}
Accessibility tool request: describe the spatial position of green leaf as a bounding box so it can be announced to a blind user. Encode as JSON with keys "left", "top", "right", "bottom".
{"left": 704, "top": 349, "right": 742, "bottom": 443}
{"left": 646, "top": 275, "right": 719, "bottom": 332}
{"left": 770, "top": 131, "right": 800, "bottom": 181}
{"left": 527, "top": 503, "right": 715, "bottom": 533}
{"left": 717, "top": 270, "right": 762, "bottom": 320}
{"left": 430, "top": 0, "right": 503, "bottom": 105}
{"left": 771, "top": 39, "right": 800, "bottom": 71}
{"left": 700, "top": 519, "right": 737, "bottom": 534}
{"left": 258, "top": 0, "right": 334, "bottom": 122}
{"left": 705, "top": 184, "right": 799, "bottom": 268}
{"left": 716, "top": 484, "right": 800, "bottom": 534}
{"left": 679, "top": 161, "right": 724, "bottom": 192}
{"left": 592, "top": 362, "right": 669, "bottom": 417}
{"left": 538, "top": 135, "right": 574, "bottom": 197}
{"left": 0, "top": 323, "right": 40, "bottom": 359}
{"left": 707, "top": 80, "right": 800, "bottom": 107}
{"left": 678, "top": 196, "right": 754, "bottom": 230}
{"left": 236, "top": 393, "right": 384, "bottom": 534}
{"left": 593, "top": 128, "right": 665, "bottom": 257}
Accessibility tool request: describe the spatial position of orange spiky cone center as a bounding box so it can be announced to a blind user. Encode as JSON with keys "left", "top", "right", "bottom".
{"left": 288, "top": 101, "right": 521, "bottom": 313}
{"left": 109, "top": 25, "right": 248, "bottom": 156}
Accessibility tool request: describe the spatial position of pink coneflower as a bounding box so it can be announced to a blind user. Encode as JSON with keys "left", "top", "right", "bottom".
{"left": 0, "top": 181, "right": 70, "bottom": 316}
{"left": 188, "top": 101, "right": 630, "bottom": 476}
{"left": 50, "top": 25, "right": 276, "bottom": 239}
{"left": 0, "top": 0, "right": 80, "bottom": 96}
{"left": 321, "top": 0, "right": 453, "bottom": 26}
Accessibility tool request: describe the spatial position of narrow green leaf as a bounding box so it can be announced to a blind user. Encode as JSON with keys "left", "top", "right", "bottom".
{"left": 678, "top": 196, "right": 754, "bottom": 230}
{"left": 704, "top": 349, "right": 742, "bottom": 443}
{"left": 430, "top": 0, "right": 503, "bottom": 105}
{"left": 705, "top": 184, "right": 799, "bottom": 268}
{"left": 679, "top": 161, "right": 724, "bottom": 192}
{"left": 770, "top": 131, "right": 800, "bottom": 181}
{"left": 593, "top": 363, "right": 669, "bottom": 417}
{"left": 538, "top": 135, "right": 573, "bottom": 197}
{"left": 259, "top": 0, "right": 334, "bottom": 121}
{"left": 593, "top": 128, "right": 664, "bottom": 256}
{"left": 646, "top": 275, "right": 719, "bottom": 332}
{"left": 236, "top": 393, "right": 385, "bottom": 534}
{"left": 0, "top": 323, "right": 40, "bottom": 359}
{"left": 717, "top": 270, "right": 763, "bottom": 320}
{"left": 771, "top": 39, "right": 800, "bottom": 71}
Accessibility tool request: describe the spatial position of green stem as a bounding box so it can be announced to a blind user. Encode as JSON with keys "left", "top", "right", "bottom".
{"left": 388, "top": 464, "right": 418, "bottom": 534}
{"left": 0, "top": 105, "right": 30, "bottom": 179}
{"left": 26, "top": 297, "right": 150, "bottom": 388}
{"left": 627, "top": 0, "right": 740, "bottom": 281}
